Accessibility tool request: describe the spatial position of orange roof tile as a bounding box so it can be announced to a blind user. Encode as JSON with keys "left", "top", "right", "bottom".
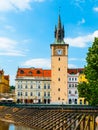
{"left": 68, "top": 68, "right": 84, "bottom": 74}
{"left": 16, "top": 68, "right": 51, "bottom": 78}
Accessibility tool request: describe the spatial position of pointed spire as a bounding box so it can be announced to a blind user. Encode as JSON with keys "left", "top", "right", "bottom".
{"left": 54, "top": 14, "right": 65, "bottom": 44}
{"left": 58, "top": 15, "right": 61, "bottom": 30}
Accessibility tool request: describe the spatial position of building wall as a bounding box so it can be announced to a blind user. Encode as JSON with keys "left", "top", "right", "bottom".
{"left": 68, "top": 73, "right": 79, "bottom": 104}
{"left": 15, "top": 68, "right": 51, "bottom": 104}
{"left": 0, "top": 70, "right": 10, "bottom": 93}
{"left": 51, "top": 45, "right": 68, "bottom": 104}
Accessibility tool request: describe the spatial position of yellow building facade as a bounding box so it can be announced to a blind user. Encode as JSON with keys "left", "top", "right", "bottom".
{"left": 78, "top": 73, "right": 88, "bottom": 105}
{"left": 0, "top": 70, "right": 10, "bottom": 93}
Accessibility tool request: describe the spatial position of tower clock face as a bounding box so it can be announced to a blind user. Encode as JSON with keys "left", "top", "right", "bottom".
{"left": 56, "top": 49, "right": 63, "bottom": 55}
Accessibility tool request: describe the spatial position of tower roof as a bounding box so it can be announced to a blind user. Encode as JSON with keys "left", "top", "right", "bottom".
{"left": 54, "top": 14, "right": 65, "bottom": 44}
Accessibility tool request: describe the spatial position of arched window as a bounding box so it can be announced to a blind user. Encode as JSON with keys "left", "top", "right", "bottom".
{"left": 69, "top": 99, "right": 72, "bottom": 104}
{"left": 75, "top": 99, "right": 77, "bottom": 104}
{"left": 29, "top": 71, "right": 32, "bottom": 75}
{"left": 80, "top": 100, "right": 82, "bottom": 104}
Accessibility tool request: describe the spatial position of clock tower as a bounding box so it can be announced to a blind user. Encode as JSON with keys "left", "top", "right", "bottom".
{"left": 50, "top": 15, "right": 69, "bottom": 104}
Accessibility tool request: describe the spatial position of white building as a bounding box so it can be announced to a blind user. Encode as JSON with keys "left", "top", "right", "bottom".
{"left": 15, "top": 68, "right": 51, "bottom": 104}
{"left": 68, "top": 68, "right": 83, "bottom": 104}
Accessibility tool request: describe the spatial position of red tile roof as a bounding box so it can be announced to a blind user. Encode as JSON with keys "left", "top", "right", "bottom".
{"left": 16, "top": 68, "right": 84, "bottom": 78}
{"left": 4, "top": 75, "right": 9, "bottom": 81}
{"left": 16, "top": 68, "right": 51, "bottom": 78}
{"left": 68, "top": 68, "right": 84, "bottom": 74}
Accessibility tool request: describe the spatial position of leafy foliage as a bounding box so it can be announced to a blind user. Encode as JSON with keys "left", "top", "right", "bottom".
{"left": 78, "top": 38, "right": 98, "bottom": 106}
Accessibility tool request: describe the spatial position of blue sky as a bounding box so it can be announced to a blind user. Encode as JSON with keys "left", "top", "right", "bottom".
{"left": 0, "top": 0, "right": 98, "bottom": 85}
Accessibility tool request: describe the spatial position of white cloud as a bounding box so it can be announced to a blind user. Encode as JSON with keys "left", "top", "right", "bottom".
{"left": 4, "top": 25, "right": 15, "bottom": 32}
{"left": 72, "top": 0, "right": 85, "bottom": 10}
{"left": 68, "top": 64, "right": 77, "bottom": 68}
{"left": 69, "top": 58, "right": 79, "bottom": 61}
{"left": 0, "top": 0, "right": 45, "bottom": 12}
{"left": 23, "top": 58, "right": 51, "bottom": 68}
{"left": 0, "top": 37, "right": 26, "bottom": 56}
{"left": 65, "top": 30, "right": 98, "bottom": 48}
{"left": 78, "top": 18, "right": 85, "bottom": 25}
{"left": 93, "top": 7, "right": 98, "bottom": 12}
{"left": 34, "top": 0, "right": 45, "bottom": 2}
{"left": 0, "top": 37, "right": 17, "bottom": 50}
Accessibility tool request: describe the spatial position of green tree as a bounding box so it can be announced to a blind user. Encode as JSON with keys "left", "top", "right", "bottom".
{"left": 78, "top": 37, "right": 98, "bottom": 106}
{"left": 10, "top": 85, "right": 15, "bottom": 91}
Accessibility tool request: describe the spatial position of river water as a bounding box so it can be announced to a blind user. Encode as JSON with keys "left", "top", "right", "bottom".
{"left": 0, "top": 120, "right": 35, "bottom": 130}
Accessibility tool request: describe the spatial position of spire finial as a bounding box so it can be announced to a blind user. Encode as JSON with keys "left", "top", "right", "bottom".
{"left": 54, "top": 8, "right": 65, "bottom": 44}
{"left": 59, "top": 6, "right": 61, "bottom": 14}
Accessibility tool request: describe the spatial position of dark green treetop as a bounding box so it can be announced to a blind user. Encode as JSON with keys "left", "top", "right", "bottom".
{"left": 78, "top": 37, "right": 98, "bottom": 106}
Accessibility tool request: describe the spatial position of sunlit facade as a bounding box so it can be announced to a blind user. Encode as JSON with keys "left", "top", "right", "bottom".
{"left": 15, "top": 68, "right": 51, "bottom": 104}
{"left": 0, "top": 69, "right": 10, "bottom": 93}
{"left": 78, "top": 73, "right": 88, "bottom": 105}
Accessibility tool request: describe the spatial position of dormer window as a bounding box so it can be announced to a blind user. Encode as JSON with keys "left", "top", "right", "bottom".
{"left": 71, "top": 72, "right": 75, "bottom": 75}
{"left": 29, "top": 71, "right": 32, "bottom": 75}
{"left": 37, "top": 70, "right": 40, "bottom": 74}
{"left": 20, "top": 70, "right": 24, "bottom": 74}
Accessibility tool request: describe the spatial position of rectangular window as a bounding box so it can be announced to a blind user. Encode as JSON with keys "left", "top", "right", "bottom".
{"left": 48, "top": 92, "right": 50, "bottom": 97}
{"left": 38, "top": 92, "right": 40, "bottom": 97}
{"left": 38, "top": 85, "right": 40, "bottom": 89}
{"left": 44, "top": 92, "right": 46, "bottom": 96}
{"left": 25, "top": 92, "right": 28, "bottom": 96}
{"left": 48, "top": 84, "right": 50, "bottom": 89}
{"left": 69, "top": 84, "right": 71, "bottom": 87}
{"left": 44, "top": 84, "right": 46, "bottom": 89}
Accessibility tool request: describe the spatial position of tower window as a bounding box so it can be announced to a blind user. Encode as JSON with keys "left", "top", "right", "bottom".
{"left": 58, "top": 88, "right": 60, "bottom": 91}
{"left": 58, "top": 68, "right": 60, "bottom": 71}
{"left": 58, "top": 58, "right": 60, "bottom": 61}
{"left": 58, "top": 78, "right": 60, "bottom": 81}
{"left": 58, "top": 97, "right": 60, "bottom": 100}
